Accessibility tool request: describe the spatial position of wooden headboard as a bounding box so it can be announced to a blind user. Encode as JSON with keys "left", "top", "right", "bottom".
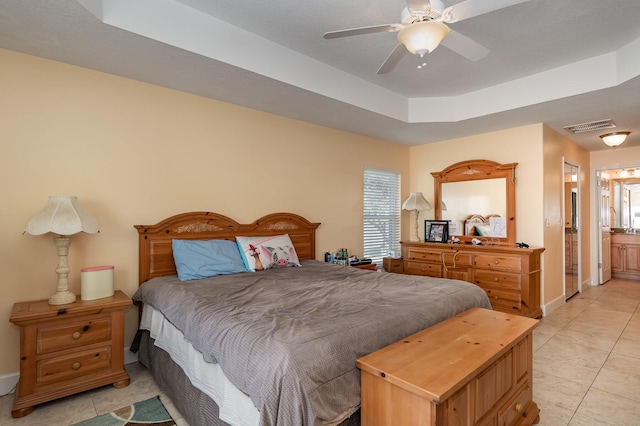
{"left": 134, "top": 212, "right": 320, "bottom": 284}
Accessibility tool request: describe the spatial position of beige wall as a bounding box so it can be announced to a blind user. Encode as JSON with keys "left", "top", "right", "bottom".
{"left": 409, "top": 124, "right": 545, "bottom": 247}
{"left": 0, "top": 49, "right": 410, "bottom": 375}
{"left": 542, "top": 126, "right": 591, "bottom": 309}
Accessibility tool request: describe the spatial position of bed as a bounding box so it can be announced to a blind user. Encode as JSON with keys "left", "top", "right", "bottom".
{"left": 463, "top": 213, "right": 501, "bottom": 237}
{"left": 131, "top": 212, "right": 492, "bottom": 426}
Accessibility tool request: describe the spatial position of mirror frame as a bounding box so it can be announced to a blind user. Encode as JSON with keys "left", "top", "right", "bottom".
{"left": 432, "top": 159, "right": 518, "bottom": 246}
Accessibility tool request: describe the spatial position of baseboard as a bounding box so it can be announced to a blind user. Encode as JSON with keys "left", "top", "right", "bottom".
{"left": 1, "top": 346, "right": 139, "bottom": 397}
{"left": 0, "top": 371, "right": 19, "bottom": 397}
{"left": 124, "top": 345, "right": 139, "bottom": 365}
{"left": 541, "top": 294, "right": 565, "bottom": 317}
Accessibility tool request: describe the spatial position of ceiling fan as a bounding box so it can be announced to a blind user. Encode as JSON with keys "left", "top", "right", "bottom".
{"left": 323, "top": 0, "right": 530, "bottom": 74}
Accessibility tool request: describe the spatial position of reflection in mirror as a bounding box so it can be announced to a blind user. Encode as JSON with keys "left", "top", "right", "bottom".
{"left": 441, "top": 179, "right": 507, "bottom": 235}
{"left": 602, "top": 167, "right": 640, "bottom": 230}
{"left": 564, "top": 162, "right": 579, "bottom": 300}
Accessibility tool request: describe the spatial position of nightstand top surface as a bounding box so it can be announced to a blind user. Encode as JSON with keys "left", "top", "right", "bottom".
{"left": 10, "top": 290, "right": 131, "bottom": 325}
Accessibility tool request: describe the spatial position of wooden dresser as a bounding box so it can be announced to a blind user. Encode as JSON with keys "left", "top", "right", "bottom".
{"left": 401, "top": 242, "right": 544, "bottom": 318}
{"left": 357, "top": 307, "right": 539, "bottom": 426}
{"left": 9, "top": 290, "right": 132, "bottom": 417}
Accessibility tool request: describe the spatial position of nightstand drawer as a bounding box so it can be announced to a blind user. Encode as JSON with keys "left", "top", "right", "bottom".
{"left": 37, "top": 346, "right": 112, "bottom": 388}
{"left": 37, "top": 317, "right": 112, "bottom": 355}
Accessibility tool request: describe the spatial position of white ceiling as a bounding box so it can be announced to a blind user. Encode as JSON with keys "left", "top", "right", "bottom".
{"left": 1, "top": 0, "right": 639, "bottom": 151}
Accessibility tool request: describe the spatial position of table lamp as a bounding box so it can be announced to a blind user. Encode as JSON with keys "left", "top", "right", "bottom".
{"left": 24, "top": 196, "right": 99, "bottom": 305}
{"left": 402, "top": 192, "right": 432, "bottom": 242}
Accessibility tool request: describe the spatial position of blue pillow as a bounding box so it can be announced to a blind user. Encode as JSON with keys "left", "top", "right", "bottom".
{"left": 172, "top": 239, "right": 247, "bottom": 281}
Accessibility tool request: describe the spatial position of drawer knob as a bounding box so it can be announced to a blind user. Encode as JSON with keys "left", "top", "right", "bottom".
{"left": 493, "top": 277, "right": 499, "bottom": 282}
{"left": 494, "top": 260, "right": 500, "bottom": 265}
{"left": 72, "top": 362, "right": 81, "bottom": 370}
{"left": 515, "top": 403, "right": 523, "bottom": 413}
{"left": 72, "top": 331, "right": 82, "bottom": 339}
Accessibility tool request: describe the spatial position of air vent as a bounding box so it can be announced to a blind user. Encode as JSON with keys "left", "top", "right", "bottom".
{"left": 564, "top": 119, "right": 616, "bottom": 134}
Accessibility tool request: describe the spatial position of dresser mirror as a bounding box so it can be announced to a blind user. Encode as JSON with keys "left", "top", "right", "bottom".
{"left": 432, "top": 159, "right": 517, "bottom": 246}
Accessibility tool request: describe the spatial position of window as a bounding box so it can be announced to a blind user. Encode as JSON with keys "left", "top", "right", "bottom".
{"left": 363, "top": 167, "right": 401, "bottom": 265}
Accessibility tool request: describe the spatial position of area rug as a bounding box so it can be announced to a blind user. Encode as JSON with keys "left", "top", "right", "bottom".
{"left": 72, "top": 395, "right": 175, "bottom": 426}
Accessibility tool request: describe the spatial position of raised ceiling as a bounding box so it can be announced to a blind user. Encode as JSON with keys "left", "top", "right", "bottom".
{"left": 1, "top": 0, "right": 639, "bottom": 151}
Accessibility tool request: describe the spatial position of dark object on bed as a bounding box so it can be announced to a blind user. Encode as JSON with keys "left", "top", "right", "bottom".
{"left": 133, "top": 212, "right": 491, "bottom": 426}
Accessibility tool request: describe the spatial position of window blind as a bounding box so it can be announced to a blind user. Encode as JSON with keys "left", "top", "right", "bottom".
{"left": 363, "top": 167, "right": 401, "bottom": 265}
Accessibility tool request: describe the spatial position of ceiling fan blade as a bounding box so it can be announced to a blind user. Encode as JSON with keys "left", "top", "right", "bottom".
{"left": 323, "top": 24, "right": 400, "bottom": 39}
{"left": 440, "top": 29, "right": 489, "bottom": 61}
{"left": 377, "top": 44, "right": 407, "bottom": 74}
{"left": 442, "top": 0, "right": 530, "bottom": 23}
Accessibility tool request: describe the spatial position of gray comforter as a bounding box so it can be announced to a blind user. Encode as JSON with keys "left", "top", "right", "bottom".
{"left": 133, "top": 260, "right": 491, "bottom": 426}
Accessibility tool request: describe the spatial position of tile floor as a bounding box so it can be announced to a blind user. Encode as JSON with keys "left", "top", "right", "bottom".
{"left": 1, "top": 278, "right": 639, "bottom": 425}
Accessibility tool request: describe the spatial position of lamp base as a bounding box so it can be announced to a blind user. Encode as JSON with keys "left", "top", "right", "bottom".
{"left": 49, "top": 289, "right": 76, "bottom": 306}
{"left": 49, "top": 236, "right": 77, "bottom": 306}
{"left": 409, "top": 209, "right": 421, "bottom": 242}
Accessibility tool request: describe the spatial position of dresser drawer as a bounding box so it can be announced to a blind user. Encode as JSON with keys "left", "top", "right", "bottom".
{"left": 474, "top": 254, "right": 522, "bottom": 272}
{"left": 36, "top": 346, "right": 112, "bottom": 388}
{"left": 442, "top": 252, "right": 473, "bottom": 267}
{"left": 405, "top": 261, "right": 442, "bottom": 277}
{"left": 481, "top": 287, "right": 522, "bottom": 312}
{"left": 406, "top": 248, "right": 441, "bottom": 263}
{"left": 37, "top": 317, "right": 112, "bottom": 355}
{"left": 473, "top": 270, "right": 522, "bottom": 289}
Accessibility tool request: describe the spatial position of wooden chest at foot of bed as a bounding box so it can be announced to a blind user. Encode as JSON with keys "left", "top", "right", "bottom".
{"left": 357, "top": 307, "right": 540, "bottom": 426}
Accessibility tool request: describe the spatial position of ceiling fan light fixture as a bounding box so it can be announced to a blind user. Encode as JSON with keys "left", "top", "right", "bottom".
{"left": 600, "top": 131, "right": 630, "bottom": 147}
{"left": 398, "top": 21, "right": 450, "bottom": 56}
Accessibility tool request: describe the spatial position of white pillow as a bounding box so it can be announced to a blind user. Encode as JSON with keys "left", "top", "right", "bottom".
{"left": 235, "top": 234, "right": 301, "bottom": 272}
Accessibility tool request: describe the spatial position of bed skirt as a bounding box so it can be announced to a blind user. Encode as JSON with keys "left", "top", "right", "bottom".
{"left": 137, "top": 330, "right": 361, "bottom": 426}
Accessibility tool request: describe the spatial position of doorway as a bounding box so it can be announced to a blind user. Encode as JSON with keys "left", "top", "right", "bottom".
{"left": 564, "top": 161, "right": 580, "bottom": 299}
{"left": 597, "top": 166, "right": 640, "bottom": 282}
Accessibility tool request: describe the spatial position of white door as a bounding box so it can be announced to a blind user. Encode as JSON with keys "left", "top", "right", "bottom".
{"left": 598, "top": 171, "right": 612, "bottom": 284}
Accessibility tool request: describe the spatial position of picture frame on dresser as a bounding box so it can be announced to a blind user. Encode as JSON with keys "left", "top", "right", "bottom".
{"left": 425, "top": 220, "right": 448, "bottom": 243}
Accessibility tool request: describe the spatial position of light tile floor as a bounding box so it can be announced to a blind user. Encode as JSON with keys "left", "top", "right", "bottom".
{"left": 1, "top": 278, "right": 639, "bottom": 425}
{"left": 533, "top": 278, "right": 640, "bottom": 425}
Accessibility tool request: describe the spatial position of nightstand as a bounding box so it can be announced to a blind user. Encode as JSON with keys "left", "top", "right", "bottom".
{"left": 382, "top": 257, "right": 404, "bottom": 273}
{"left": 352, "top": 263, "right": 377, "bottom": 271}
{"left": 9, "top": 290, "right": 132, "bottom": 418}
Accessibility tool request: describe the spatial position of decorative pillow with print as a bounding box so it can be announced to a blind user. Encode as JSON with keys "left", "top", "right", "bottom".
{"left": 235, "top": 234, "right": 301, "bottom": 272}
